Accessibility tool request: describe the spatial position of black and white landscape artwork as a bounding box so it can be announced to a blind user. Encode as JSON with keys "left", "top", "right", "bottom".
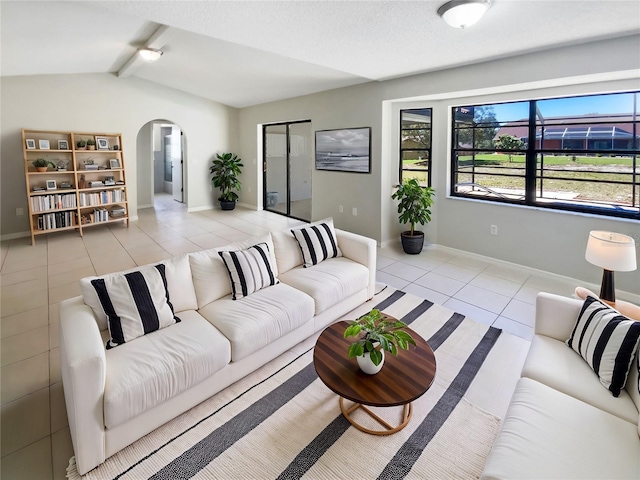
{"left": 315, "top": 127, "right": 371, "bottom": 173}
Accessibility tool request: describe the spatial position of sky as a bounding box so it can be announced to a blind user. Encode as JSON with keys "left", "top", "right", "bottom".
{"left": 488, "top": 92, "right": 637, "bottom": 123}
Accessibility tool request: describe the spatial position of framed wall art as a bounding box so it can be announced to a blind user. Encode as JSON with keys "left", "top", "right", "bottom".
{"left": 109, "top": 159, "right": 121, "bottom": 169}
{"left": 46, "top": 180, "right": 57, "bottom": 191}
{"left": 96, "top": 137, "right": 109, "bottom": 150}
{"left": 58, "top": 140, "right": 69, "bottom": 150}
{"left": 39, "top": 139, "right": 50, "bottom": 150}
{"left": 26, "top": 139, "right": 36, "bottom": 149}
{"left": 315, "top": 127, "right": 371, "bottom": 173}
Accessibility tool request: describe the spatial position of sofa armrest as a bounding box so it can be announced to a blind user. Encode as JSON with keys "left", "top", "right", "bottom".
{"left": 336, "top": 229, "right": 377, "bottom": 299}
{"left": 59, "top": 296, "right": 107, "bottom": 475}
{"left": 535, "top": 292, "right": 582, "bottom": 341}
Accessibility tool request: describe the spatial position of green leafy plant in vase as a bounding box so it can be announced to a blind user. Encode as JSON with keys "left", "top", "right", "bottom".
{"left": 391, "top": 178, "right": 435, "bottom": 255}
{"left": 32, "top": 158, "right": 55, "bottom": 172}
{"left": 344, "top": 309, "right": 416, "bottom": 374}
{"left": 209, "top": 152, "right": 243, "bottom": 210}
{"left": 76, "top": 139, "right": 86, "bottom": 150}
{"left": 86, "top": 139, "right": 96, "bottom": 150}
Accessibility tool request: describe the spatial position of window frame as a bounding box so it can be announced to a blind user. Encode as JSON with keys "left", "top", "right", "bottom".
{"left": 400, "top": 108, "right": 433, "bottom": 187}
{"left": 449, "top": 92, "right": 640, "bottom": 220}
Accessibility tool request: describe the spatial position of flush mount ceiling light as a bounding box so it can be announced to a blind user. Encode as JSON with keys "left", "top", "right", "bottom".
{"left": 437, "top": 0, "right": 491, "bottom": 29}
{"left": 138, "top": 48, "right": 163, "bottom": 62}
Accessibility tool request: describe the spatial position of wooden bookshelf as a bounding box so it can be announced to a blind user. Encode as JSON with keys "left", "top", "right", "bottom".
{"left": 22, "top": 129, "right": 129, "bottom": 245}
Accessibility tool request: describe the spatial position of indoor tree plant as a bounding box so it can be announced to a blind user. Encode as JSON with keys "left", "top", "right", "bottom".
{"left": 391, "top": 178, "right": 435, "bottom": 254}
{"left": 209, "top": 152, "right": 243, "bottom": 210}
{"left": 344, "top": 309, "right": 416, "bottom": 374}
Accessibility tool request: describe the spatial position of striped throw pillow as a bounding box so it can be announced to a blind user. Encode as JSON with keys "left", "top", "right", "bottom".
{"left": 566, "top": 295, "right": 640, "bottom": 397}
{"left": 90, "top": 264, "right": 180, "bottom": 349}
{"left": 218, "top": 243, "right": 279, "bottom": 300}
{"left": 291, "top": 219, "right": 342, "bottom": 268}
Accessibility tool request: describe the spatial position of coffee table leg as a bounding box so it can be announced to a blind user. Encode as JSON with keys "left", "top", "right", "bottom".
{"left": 339, "top": 397, "right": 413, "bottom": 435}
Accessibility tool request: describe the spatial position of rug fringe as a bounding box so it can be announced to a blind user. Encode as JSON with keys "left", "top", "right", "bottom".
{"left": 66, "top": 456, "right": 82, "bottom": 480}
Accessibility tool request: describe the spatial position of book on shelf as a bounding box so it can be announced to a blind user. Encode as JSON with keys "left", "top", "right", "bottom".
{"left": 90, "top": 181, "right": 104, "bottom": 188}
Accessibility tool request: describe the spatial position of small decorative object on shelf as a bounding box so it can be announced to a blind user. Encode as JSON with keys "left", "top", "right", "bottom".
{"left": 32, "top": 158, "right": 55, "bottom": 172}
{"left": 22, "top": 129, "right": 129, "bottom": 244}
{"left": 87, "top": 139, "right": 96, "bottom": 150}
{"left": 343, "top": 309, "right": 416, "bottom": 375}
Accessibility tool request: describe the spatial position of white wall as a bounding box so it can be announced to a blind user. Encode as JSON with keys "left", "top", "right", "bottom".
{"left": 1, "top": 73, "right": 238, "bottom": 236}
{"left": 238, "top": 35, "right": 640, "bottom": 294}
{"left": 136, "top": 122, "right": 153, "bottom": 208}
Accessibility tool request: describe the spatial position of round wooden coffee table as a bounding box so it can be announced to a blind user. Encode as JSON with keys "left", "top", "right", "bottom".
{"left": 313, "top": 319, "right": 436, "bottom": 435}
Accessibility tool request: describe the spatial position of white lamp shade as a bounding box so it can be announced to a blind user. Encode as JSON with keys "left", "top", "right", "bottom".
{"left": 437, "top": 0, "right": 490, "bottom": 29}
{"left": 585, "top": 231, "right": 637, "bottom": 272}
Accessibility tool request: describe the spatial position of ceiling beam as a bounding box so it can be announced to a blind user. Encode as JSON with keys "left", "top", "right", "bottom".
{"left": 118, "top": 25, "right": 172, "bottom": 78}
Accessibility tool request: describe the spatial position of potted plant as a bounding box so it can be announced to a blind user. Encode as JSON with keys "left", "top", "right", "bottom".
{"left": 86, "top": 139, "right": 96, "bottom": 150}
{"left": 32, "top": 158, "right": 55, "bottom": 172}
{"left": 76, "top": 139, "right": 86, "bottom": 150}
{"left": 209, "top": 152, "right": 243, "bottom": 210}
{"left": 391, "top": 178, "right": 435, "bottom": 255}
{"left": 343, "top": 309, "right": 416, "bottom": 374}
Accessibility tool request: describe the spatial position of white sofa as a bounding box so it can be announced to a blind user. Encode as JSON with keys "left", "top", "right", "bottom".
{"left": 60, "top": 225, "right": 376, "bottom": 475}
{"left": 482, "top": 293, "right": 640, "bottom": 479}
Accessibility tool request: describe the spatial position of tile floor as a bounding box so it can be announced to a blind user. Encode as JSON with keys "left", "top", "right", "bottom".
{"left": 0, "top": 194, "right": 580, "bottom": 479}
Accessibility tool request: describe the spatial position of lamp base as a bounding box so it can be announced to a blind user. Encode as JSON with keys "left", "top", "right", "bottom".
{"left": 599, "top": 269, "right": 615, "bottom": 303}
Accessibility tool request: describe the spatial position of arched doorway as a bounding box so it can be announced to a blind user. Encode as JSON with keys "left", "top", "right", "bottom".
{"left": 136, "top": 119, "right": 186, "bottom": 211}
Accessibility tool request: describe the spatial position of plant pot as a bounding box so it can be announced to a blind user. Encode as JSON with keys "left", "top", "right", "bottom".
{"left": 401, "top": 231, "right": 424, "bottom": 255}
{"left": 88, "top": 145, "right": 95, "bottom": 150}
{"left": 36, "top": 167, "right": 48, "bottom": 172}
{"left": 220, "top": 200, "right": 236, "bottom": 211}
{"left": 357, "top": 349, "right": 385, "bottom": 375}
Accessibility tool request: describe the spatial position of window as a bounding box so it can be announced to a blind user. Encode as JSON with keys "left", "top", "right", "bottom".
{"left": 451, "top": 92, "right": 640, "bottom": 219}
{"left": 401, "top": 108, "right": 432, "bottom": 186}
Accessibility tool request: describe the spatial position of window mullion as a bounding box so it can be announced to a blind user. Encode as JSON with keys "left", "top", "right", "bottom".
{"left": 525, "top": 100, "right": 537, "bottom": 205}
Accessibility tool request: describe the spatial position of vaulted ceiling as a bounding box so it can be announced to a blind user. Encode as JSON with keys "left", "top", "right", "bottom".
{"left": 2, "top": 1, "right": 639, "bottom": 108}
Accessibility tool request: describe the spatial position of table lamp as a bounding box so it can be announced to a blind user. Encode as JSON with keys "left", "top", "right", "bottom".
{"left": 585, "top": 231, "right": 637, "bottom": 303}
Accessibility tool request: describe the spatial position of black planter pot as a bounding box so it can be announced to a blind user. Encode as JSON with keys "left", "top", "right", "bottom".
{"left": 400, "top": 231, "right": 424, "bottom": 255}
{"left": 220, "top": 200, "right": 236, "bottom": 211}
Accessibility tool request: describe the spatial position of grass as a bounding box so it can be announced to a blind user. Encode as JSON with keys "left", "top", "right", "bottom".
{"left": 402, "top": 154, "right": 638, "bottom": 206}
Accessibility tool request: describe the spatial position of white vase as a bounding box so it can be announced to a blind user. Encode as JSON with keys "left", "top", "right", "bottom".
{"left": 357, "top": 349, "right": 385, "bottom": 375}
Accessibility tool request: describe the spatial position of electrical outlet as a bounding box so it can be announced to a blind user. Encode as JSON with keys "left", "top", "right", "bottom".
{"left": 339, "top": 205, "right": 343, "bottom": 213}
{"left": 16, "top": 208, "right": 24, "bottom": 216}
{"left": 352, "top": 207, "right": 357, "bottom": 216}
{"left": 490, "top": 225, "right": 498, "bottom": 236}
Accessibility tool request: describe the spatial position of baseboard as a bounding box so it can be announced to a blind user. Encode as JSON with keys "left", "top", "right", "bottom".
{"left": 0, "top": 230, "right": 31, "bottom": 241}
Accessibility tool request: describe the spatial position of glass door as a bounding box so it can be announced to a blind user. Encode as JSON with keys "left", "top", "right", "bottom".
{"left": 263, "top": 121, "right": 312, "bottom": 221}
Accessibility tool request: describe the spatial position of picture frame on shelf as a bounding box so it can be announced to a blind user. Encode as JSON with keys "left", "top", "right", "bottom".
{"left": 315, "top": 127, "right": 372, "bottom": 173}
{"left": 58, "top": 140, "right": 69, "bottom": 150}
{"left": 109, "top": 159, "right": 121, "bottom": 169}
{"left": 45, "top": 180, "right": 57, "bottom": 191}
{"left": 96, "top": 137, "right": 109, "bottom": 150}
{"left": 26, "top": 139, "right": 36, "bottom": 149}
{"left": 39, "top": 140, "right": 50, "bottom": 150}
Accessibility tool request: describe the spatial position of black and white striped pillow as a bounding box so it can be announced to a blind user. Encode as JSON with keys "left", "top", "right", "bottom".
{"left": 291, "top": 219, "right": 341, "bottom": 268}
{"left": 91, "top": 264, "right": 180, "bottom": 349}
{"left": 218, "top": 243, "right": 279, "bottom": 300}
{"left": 566, "top": 295, "right": 640, "bottom": 397}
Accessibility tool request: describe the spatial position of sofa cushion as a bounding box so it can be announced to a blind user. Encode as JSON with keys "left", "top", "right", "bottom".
{"left": 279, "top": 257, "right": 369, "bottom": 315}
{"left": 291, "top": 218, "right": 341, "bottom": 267}
{"left": 190, "top": 234, "right": 277, "bottom": 309}
{"left": 218, "top": 243, "right": 279, "bottom": 300}
{"left": 198, "top": 283, "right": 314, "bottom": 362}
{"left": 103, "top": 310, "right": 231, "bottom": 428}
{"left": 481, "top": 378, "right": 640, "bottom": 480}
{"left": 87, "top": 264, "right": 180, "bottom": 349}
{"left": 271, "top": 228, "right": 304, "bottom": 274}
{"left": 81, "top": 254, "right": 196, "bottom": 331}
{"left": 567, "top": 295, "right": 640, "bottom": 397}
{"left": 522, "top": 334, "right": 638, "bottom": 423}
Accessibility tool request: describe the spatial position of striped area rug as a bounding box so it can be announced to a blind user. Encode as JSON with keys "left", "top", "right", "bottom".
{"left": 68, "top": 287, "right": 503, "bottom": 480}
